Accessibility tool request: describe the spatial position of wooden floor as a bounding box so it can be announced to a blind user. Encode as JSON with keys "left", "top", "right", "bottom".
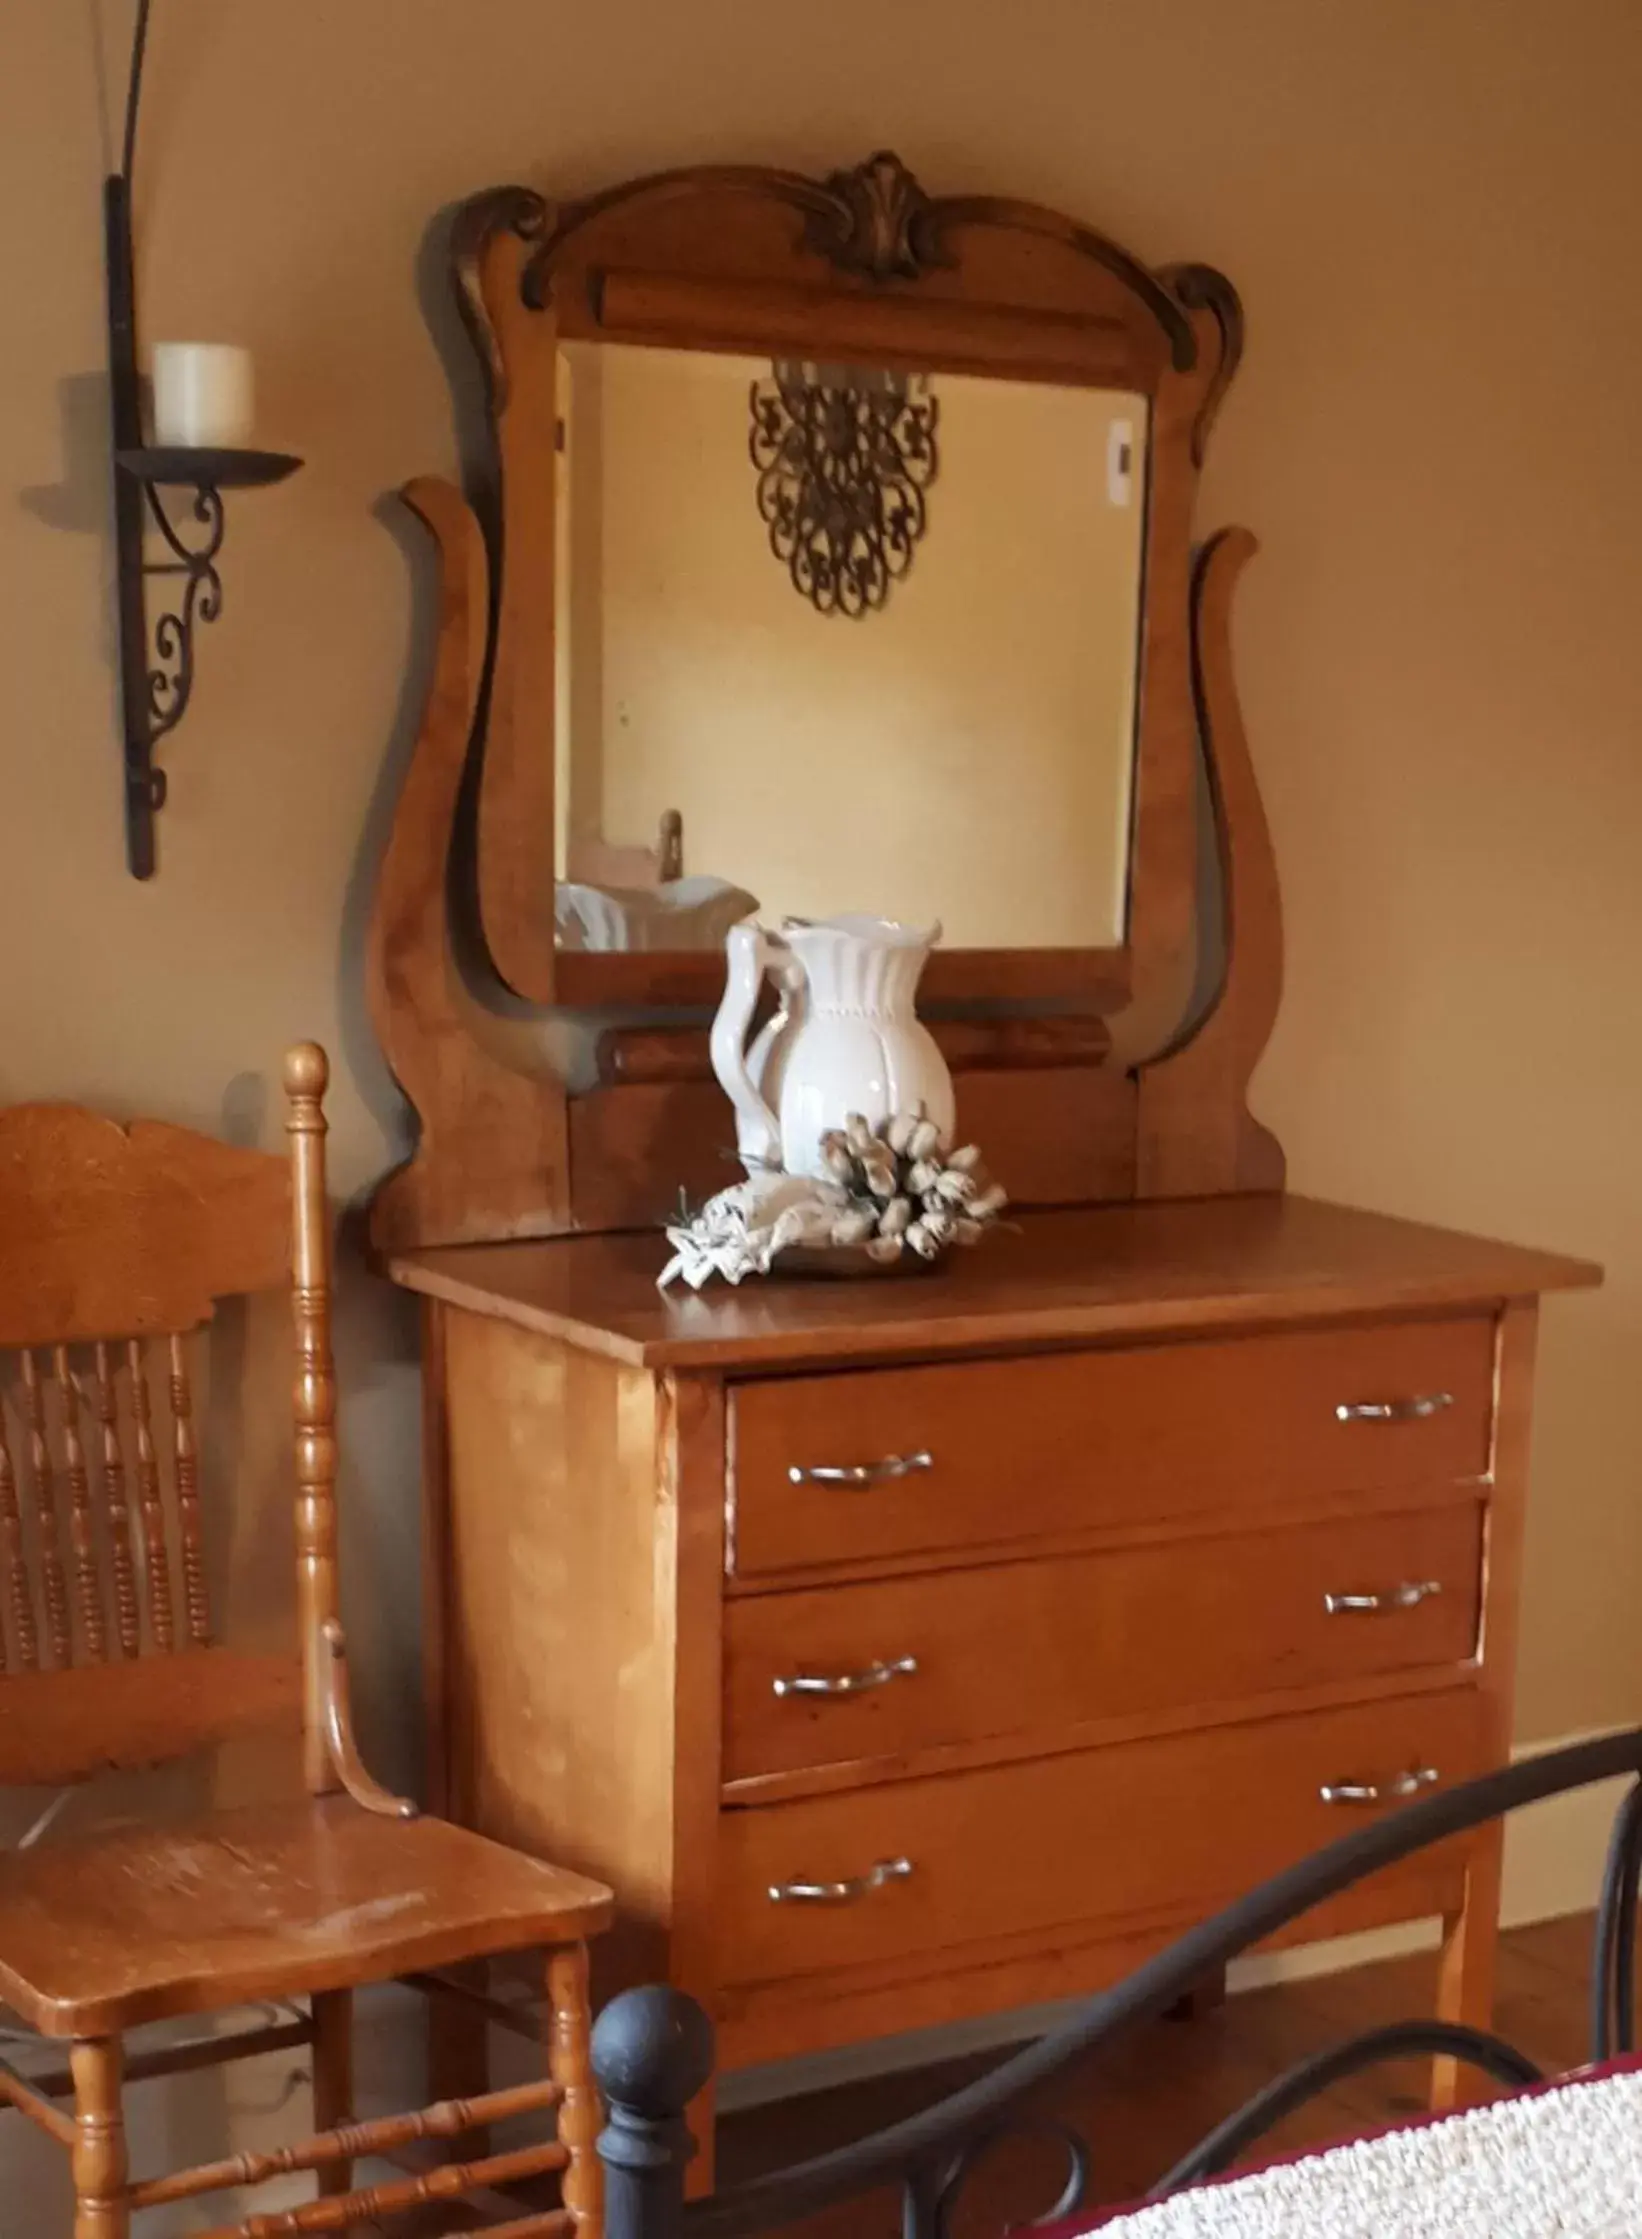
{"left": 715, "top": 1913, "right": 1602, "bottom": 2232}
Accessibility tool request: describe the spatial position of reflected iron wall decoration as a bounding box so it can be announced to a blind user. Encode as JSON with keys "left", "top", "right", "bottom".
{"left": 748, "top": 362, "right": 939, "bottom": 617}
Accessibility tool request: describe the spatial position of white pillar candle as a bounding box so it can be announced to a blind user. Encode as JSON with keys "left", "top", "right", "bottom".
{"left": 150, "top": 343, "right": 255, "bottom": 449}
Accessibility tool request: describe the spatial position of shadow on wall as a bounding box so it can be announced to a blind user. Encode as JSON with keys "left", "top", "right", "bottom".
{"left": 19, "top": 368, "right": 111, "bottom": 537}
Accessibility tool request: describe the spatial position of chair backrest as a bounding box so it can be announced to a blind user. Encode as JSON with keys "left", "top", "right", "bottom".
{"left": 0, "top": 1044, "right": 335, "bottom": 1789}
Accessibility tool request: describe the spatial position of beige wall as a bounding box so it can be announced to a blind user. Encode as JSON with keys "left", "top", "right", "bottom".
{"left": 4, "top": 0, "right": 1640, "bottom": 1844}
{"left": 562, "top": 344, "right": 1145, "bottom": 945}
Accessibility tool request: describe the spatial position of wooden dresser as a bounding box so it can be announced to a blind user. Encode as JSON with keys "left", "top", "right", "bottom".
{"left": 360, "top": 153, "right": 1601, "bottom": 2165}
{"left": 390, "top": 1198, "right": 1595, "bottom": 2117}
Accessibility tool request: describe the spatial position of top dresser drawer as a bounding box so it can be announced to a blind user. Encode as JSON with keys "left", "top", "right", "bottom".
{"left": 728, "top": 1316, "right": 1495, "bottom": 1578}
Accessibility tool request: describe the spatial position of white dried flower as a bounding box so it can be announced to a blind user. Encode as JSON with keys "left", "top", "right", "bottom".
{"left": 860, "top": 1151, "right": 898, "bottom": 1200}
{"left": 830, "top": 1208, "right": 876, "bottom": 1246}
{"left": 907, "top": 1118, "right": 942, "bottom": 1161}
{"left": 935, "top": 1169, "right": 976, "bottom": 1206}
{"left": 906, "top": 1159, "right": 942, "bottom": 1196}
{"left": 844, "top": 1113, "right": 874, "bottom": 1152}
{"left": 953, "top": 1217, "right": 986, "bottom": 1246}
{"left": 969, "top": 1182, "right": 1009, "bottom": 1220}
{"left": 946, "top": 1143, "right": 983, "bottom": 1174}
{"left": 880, "top": 1195, "right": 914, "bottom": 1236}
{"left": 819, "top": 1140, "right": 856, "bottom": 1184}
{"left": 867, "top": 1233, "right": 905, "bottom": 1264}
{"left": 884, "top": 1112, "right": 919, "bottom": 1155}
{"left": 920, "top": 1205, "right": 957, "bottom": 1246}
{"left": 906, "top": 1218, "right": 944, "bottom": 1260}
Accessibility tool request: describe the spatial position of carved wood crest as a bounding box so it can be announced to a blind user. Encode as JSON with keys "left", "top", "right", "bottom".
{"left": 800, "top": 150, "right": 947, "bottom": 281}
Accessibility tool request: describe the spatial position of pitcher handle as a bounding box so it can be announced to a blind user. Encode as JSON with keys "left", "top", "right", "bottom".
{"left": 711, "top": 921, "right": 782, "bottom": 1168}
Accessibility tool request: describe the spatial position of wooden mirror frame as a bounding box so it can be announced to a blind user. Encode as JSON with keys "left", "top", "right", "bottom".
{"left": 366, "top": 154, "right": 1283, "bottom": 1252}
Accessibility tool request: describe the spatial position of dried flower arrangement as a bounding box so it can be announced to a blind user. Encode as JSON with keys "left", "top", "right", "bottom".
{"left": 657, "top": 1111, "right": 1007, "bottom": 1291}
{"left": 813, "top": 1112, "right": 1006, "bottom": 1264}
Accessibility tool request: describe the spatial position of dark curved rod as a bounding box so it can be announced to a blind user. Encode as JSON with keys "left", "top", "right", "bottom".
{"left": 676, "top": 1728, "right": 1642, "bottom": 2239}
{"left": 122, "top": 0, "right": 154, "bottom": 186}
{"left": 1591, "top": 1774, "right": 1642, "bottom": 2061}
{"left": 1146, "top": 2020, "right": 1544, "bottom": 2199}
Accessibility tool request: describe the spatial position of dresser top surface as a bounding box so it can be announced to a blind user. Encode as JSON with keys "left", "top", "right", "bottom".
{"left": 386, "top": 1195, "right": 1599, "bottom": 1372}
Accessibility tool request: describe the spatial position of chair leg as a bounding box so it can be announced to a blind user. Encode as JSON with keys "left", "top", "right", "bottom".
{"left": 1434, "top": 1829, "right": 1505, "bottom": 2109}
{"left": 429, "top": 1960, "right": 491, "bottom": 2158}
{"left": 311, "top": 1988, "right": 355, "bottom": 2196}
{"left": 547, "top": 1943, "right": 601, "bottom": 2239}
{"left": 71, "top": 2037, "right": 129, "bottom": 2239}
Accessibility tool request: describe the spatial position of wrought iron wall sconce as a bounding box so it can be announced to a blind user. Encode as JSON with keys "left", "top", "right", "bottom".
{"left": 105, "top": 0, "right": 300, "bottom": 878}
{"left": 748, "top": 361, "right": 939, "bottom": 618}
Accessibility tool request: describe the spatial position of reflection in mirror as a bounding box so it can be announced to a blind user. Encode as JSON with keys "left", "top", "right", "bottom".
{"left": 554, "top": 342, "right": 1149, "bottom": 953}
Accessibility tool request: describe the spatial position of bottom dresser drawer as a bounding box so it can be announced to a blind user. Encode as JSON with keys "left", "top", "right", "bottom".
{"left": 717, "top": 1690, "right": 1486, "bottom": 1990}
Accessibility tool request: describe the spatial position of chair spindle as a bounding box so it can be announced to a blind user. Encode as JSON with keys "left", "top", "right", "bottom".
{"left": 53, "top": 1347, "right": 108, "bottom": 1663}
{"left": 93, "top": 1343, "right": 142, "bottom": 1660}
{"left": 0, "top": 1402, "right": 32, "bottom": 1672}
{"left": 168, "top": 1332, "right": 211, "bottom": 1646}
{"left": 126, "top": 1339, "right": 176, "bottom": 1655}
{"left": 286, "top": 1043, "right": 339, "bottom": 1795}
{"left": 19, "top": 1350, "right": 72, "bottom": 1668}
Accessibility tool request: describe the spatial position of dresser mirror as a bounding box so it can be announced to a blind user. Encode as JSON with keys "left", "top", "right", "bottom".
{"left": 425, "top": 152, "right": 1248, "bottom": 1037}
{"left": 553, "top": 338, "right": 1149, "bottom": 956}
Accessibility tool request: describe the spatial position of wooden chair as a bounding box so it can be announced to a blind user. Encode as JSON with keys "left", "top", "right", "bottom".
{"left": 0, "top": 1044, "right": 612, "bottom": 2239}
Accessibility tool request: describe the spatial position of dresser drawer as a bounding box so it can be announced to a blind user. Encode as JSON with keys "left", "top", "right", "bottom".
{"left": 723, "top": 1503, "right": 1484, "bottom": 1782}
{"left": 728, "top": 1318, "right": 1496, "bottom": 1578}
{"left": 717, "top": 1689, "right": 1486, "bottom": 1989}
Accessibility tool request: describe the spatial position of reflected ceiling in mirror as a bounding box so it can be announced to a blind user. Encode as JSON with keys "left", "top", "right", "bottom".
{"left": 553, "top": 342, "right": 1149, "bottom": 955}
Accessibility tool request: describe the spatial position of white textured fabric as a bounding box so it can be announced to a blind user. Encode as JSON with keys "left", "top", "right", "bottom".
{"left": 1096, "top": 2069, "right": 1642, "bottom": 2237}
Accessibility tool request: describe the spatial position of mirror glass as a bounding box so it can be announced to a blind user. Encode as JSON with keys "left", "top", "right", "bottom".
{"left": 553, "top": 341, "right": 1148, "bottom": 954}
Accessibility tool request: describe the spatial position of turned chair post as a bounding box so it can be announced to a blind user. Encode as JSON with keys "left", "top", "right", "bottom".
{"left": 592, "top": 1987, "right": 715, "bottom": 2239}
{"left": 284, "top": 1043, "right": 362, "bottom": 2184}
{"left": 285, "top": 1041, "right": 342, "bottom": 1799}
{"left": 310, "top": 1986, "right": 355, "bottom": 2198}
{"left": 70, "top": 2039, "right": 128, "bottom": 2239}
{"left": 550, "top": 1943, "right": 603, "bottom": 2235}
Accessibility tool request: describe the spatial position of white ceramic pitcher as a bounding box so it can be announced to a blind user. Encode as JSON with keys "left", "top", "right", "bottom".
{"left": 710, "top": 914, "right": 955, "bottom": 1179}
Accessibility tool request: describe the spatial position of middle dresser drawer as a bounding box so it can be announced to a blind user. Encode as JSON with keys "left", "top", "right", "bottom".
{"left": 728, "top": 1317, "right": 1496, "bottom": 1578}
{"left": 723, "top": 1503, "right": 1484, "bottom": 1784}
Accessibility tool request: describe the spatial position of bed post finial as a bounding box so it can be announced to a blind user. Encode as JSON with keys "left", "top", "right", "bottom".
{"left": 594, "top": 1986, "right": 716, "bottom": 2239}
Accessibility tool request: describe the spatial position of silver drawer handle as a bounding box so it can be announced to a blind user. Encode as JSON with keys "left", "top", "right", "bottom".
{"left": 1336, "top": 1394, "right": 1454, "bottom": 1423}
{"left": 1320, "top": 1767, "right": 1440, "bottom": 1806}
{"left": 1323, "top": 1580, "right": 1442, "bottom": 1616}
{"left": 788, "top": 1451, "right": 934, "bottom": 1487}
{"left": 768, "top": 1856, "right": 914, "bottom": 1905}
{"left": 773, "top": 1656, "right": 919, "bottom": 1700}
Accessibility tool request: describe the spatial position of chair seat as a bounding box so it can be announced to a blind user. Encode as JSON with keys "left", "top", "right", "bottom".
{"left": 0, "top": 1795, "right": 613, "bottom": 2036}
{"left": 1079, "top": 2060, "right": 1642, "bottom": 2237}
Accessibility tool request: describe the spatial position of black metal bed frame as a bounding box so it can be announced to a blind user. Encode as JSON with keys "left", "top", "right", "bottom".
{"left": 589, "top": 1728, "right": 1642, "bottom": 2239}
